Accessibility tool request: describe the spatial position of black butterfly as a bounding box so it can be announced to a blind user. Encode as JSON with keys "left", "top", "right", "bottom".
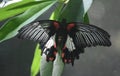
{"left": 18, "top": 19, "right": 111, "bottom": 65}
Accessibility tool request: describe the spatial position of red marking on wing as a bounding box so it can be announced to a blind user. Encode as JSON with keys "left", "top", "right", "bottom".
{"left": 69, "top": 59, "right": 71, "bottom": 62}
{"left": 54, "top": 43, "right": 56, "bottom": 48}
{"left": 54, "top": 51, "right": 57, "bottom": 55}
{"left": 53, "top": 21, "right": 59, "bottom": 29}
{"left": 67, "top": 23, "right": 75, "bottom": 31}
{"left": 64, "top": 59, "right": 67, "bottom": 63}
{"left": 62, "top": 53, "right": 65, "bottom": 58}
{"left": 49, "top": 57, "right": 54, "bottom": 61}
{"left": 62, "top": 46, "right": 66, "bottom": 50}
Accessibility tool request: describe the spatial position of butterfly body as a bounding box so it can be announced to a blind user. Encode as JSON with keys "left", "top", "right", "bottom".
{"left": 54, "top": 19, "right": 68, "bottom": 49}
{"left": 18, "top": 19, "right": 111, "bottom": 65}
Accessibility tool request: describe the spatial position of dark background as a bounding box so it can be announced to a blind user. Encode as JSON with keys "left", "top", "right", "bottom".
{"left": 0, "top": 0, "right": 120, "bottom": 76}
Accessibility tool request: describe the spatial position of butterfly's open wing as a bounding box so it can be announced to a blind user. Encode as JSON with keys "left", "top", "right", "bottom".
{"left": 18, "top": 20, "right": 59, "bottom": 47}
{"left": 68, "top": 22, "right": 111, "bottom": 49}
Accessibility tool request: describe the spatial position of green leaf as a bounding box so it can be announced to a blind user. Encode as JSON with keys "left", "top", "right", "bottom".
{"left": 52, "top": 52, "right": 64, "bottom": 76}
{"left": 31, "top": 44, "right": 41, "bottom": 76}
{"left": 0, "top": 0, "right": 57, "bottom": 43}
{"left": 58, "top": 0, "right": 93, "bottom": 22}
{"left": 84, "top": 13, "right": 89, "bottom": 23}
{"left": 0, "top": 0, "right": 46, "bottom": 21}
{"left": 50, "top": 2, "right": 64, "bottom": 20}
{"left": 40, "top": 55, "right": 53, "bottom": 76}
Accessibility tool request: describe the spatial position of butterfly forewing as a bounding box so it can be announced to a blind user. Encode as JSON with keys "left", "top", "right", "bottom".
{"left": 18, "top": 20, "right": 59, "bottom": 47}
{"left": 68, "top": 22, "right": 111, "bottom": 49}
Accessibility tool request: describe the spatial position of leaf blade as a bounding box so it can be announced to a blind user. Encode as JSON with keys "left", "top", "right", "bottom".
{"left": 59, "top": 0, "right": 93, "bottom": 22}
{"left": 31, "top": 44, "right": 41, "bottom": 76}
{"left": 0, "top": 0, "right": 57, "bottom": 43}
{"left": 0, "top": 0, "right": 50, "bottom": 21}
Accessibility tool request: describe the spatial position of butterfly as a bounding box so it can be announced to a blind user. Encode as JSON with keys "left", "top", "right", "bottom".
{"left": 18, "top": 19, "right": 111, "bottom": 65}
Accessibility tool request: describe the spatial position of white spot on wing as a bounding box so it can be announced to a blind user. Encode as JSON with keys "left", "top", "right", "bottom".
{"left": 66, "top": 35, "right": 76, "bottom": 51}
